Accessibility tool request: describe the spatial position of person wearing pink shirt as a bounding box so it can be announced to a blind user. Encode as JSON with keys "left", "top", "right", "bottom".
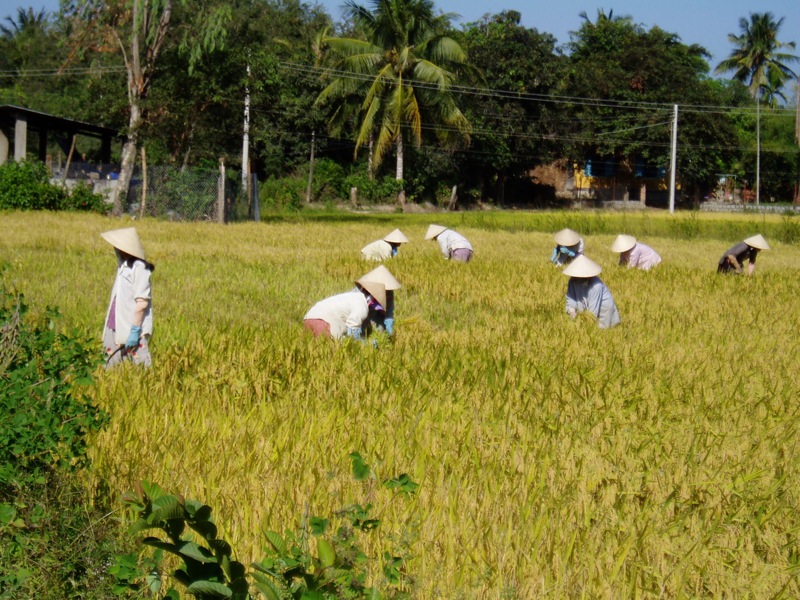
{"left": 611, "top": 235, "right": 661, "bottom": 270}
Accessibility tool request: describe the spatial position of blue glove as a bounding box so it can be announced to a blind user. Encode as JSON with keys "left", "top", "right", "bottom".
{"left": 550, "top": 247, "right": 559, "bottom": 264}
{"left": 346, "top": 327, "right": 363, "bottom": 340}
{"left": 126, "top": 325, "right": 142, "bottom": 349}
{"left": 383, "top": 317, "right": 394, "bottom": 335}
{"left": 560, "top": 246, "right": 576, "bottom": 258}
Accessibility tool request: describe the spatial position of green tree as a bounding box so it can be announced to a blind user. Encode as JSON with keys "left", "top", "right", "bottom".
{"left": 563, "top": 15, "right": 738, "bottom": 203}
{"left": 316, "top": 0, "right": 471, "bottom": 204}
{"left": 458, "top": 10, "right": 563, "bottom": 205}
{"left": 715, "top": 12, "right": 798, "bottom": 204}
{"left": 62, "top": 0, "right": 232, "bottom": 215}
{"left": 1, "top": 7, "right": 49, "bottom": 37}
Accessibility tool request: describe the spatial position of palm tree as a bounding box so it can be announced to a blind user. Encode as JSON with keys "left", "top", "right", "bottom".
{"left": 315, "top": 0, "right": 471, "bottom": 204}
{"left": 0, "top": 7, "right": 48, "bottom": 38}
{"left": 577, "top": 9, "right": 631, "bottom": 25}
{"left": 715, "top": 12, "right": 798, "bottom": 205}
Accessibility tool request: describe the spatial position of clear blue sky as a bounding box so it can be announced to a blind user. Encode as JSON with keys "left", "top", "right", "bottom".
{"left": 6, "top": 0, "right": 799, "bottom": 67}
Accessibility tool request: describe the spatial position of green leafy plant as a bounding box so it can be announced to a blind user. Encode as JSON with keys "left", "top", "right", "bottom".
{"left": 118, "top": 456, "right": 417, "bottom": 599}
{"left": 119, "top": 480, "right": 250, "bottom": 599}
{"left": 0, "top": 279, "right": 108, "bottom": 489}
{"left": 60, "top": 182, "right": 111, "bottom": 213}
{"left": 0, "top": 278, "right": 121, "bottom": 599}
{"left": 0, "top": 160, "right": 65, "bottom": 210}
{"left": 259, "top": 176, "right": 305, "bottom": 213}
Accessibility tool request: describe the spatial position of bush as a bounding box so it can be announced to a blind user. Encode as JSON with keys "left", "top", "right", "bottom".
{"left": 259, "top": 176, "right": 306, "bottom": 212}
{"left": 0, "top": 160, "right": 110, "bottom": 213}
{"left": 0, "top": 280, "right": 108, "bottom": 489}
{"left": 0, "top": 473, "right": 127, "bottom": 599}
{"left": 60, "top": 183, "right": 111, "bottom": 214}
{"left": 0, "top": 160, "right": 65, "bottom": 210}
{"left": 343, "top": 173, "right": 404, "bottom": 204}
{"left": 0, "top": 277, "right": 119, "bottom": 599}
{"left": 311, "top": 158, "right": 348, "bottom": 202}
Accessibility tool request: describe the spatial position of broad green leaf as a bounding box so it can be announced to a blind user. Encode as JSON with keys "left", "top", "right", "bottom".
{"left": 349, "top": 451, "right": 372, "bottom": 480}
{"left": 178, "top": 541, "right": 216, "bottom": 563}
{"left": 263, "top": 530, "right": 287, "bottom": 554}
{"left": 308, "top": 517, "right": 329, "bottom": 536}
{"left": 317, "top": 538, "right": 336, "bottom": 568}
{"left": 186, "top": 580, "right": 232, "bottom": 598}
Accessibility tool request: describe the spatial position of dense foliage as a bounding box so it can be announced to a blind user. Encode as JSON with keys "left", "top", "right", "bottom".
{"left": 0, "top": 277, "right": 117, "bottom": 598}
{"left": 0, "top": 160, "right": 110, "bottom": 212}
{"left": 115, "top": 458, "right": 414, "bottom": 599}
{"left": 0, "top": 2, "right": 797, "bottom": 204}
{"left": 0, "top": 279, "right": 108, "bottom": 489}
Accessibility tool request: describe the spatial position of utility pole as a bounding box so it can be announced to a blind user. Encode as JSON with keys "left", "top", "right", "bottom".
{"left": 795, "top": 78, "right": 799, "bottom": 205}
{"left": 756, "top": 88, "right": 761, "bottom": 205}
{"left": 669, "top": 104, "right": 678, "bottom": 214}
{"left": 242, "top": 62, "right": 251, "bottom": 196}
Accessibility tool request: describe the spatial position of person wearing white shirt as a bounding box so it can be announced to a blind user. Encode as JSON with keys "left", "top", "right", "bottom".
{"left": 304, "top": 280, "right": 386, "bottom": 340}
{"left": 361, "top": 228, "right": 410, "bottom": 261}
{"left": 425, "top": 224, "right": 473, "bottom": 262}
{"left": 101, "top": 227, "right": 155, "bottom": 367}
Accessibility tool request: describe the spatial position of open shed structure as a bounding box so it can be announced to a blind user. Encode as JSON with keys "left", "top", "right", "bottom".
{"left": 0, "top": 104, "right": 119, "bottom": 165}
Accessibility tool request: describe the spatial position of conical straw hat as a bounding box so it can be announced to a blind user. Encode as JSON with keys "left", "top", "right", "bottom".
{"left": 554, "top": 228, "right": 581, "bottom": 246}
{"left": 743, "top": 234, "right": 770, "bottom": 250}
{"left": 356, "top": 279, "right": 387, "bottom": 309}
{"left": 425, "top": 224, "right": 447, "bottom": 240}
{"left": 611, "top": 234, "right": 636, "bottom": 253}
{"left": 358, "top": 265, "right": 401, "bottom": 290}
{"left": 562, "top": 254, "right": 602, "bottom": 278}
{"left": 384, "top": 229, "right": 410, "bottom": 244}
{"left": 100, "top": 227, "right": 146, "bottom": 260}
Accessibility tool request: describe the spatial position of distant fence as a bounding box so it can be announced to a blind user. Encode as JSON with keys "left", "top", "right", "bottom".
{"left": 49, "top": 161, "right": 245, "bottom": 222}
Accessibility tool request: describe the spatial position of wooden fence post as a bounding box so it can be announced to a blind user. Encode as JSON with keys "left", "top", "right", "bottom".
{"left": 139, "top": 147, "right": 147, "bottom": 218}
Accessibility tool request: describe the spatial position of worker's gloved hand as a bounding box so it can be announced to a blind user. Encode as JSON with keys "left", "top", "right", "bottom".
{"left": 126, "top": 325, "right": 142, "bottom": 349}
{"left": 566, "top": 307, "right": 577, "bottom": 319}
{"left": 383, "top": 318, "right": 394, "bottom": 335}
{"left": 550, "top": 247, "right": 559, "bottom": 264}
{"left": 346, "top": 327, "right": 363, "bottom": 340}
{"left": 560, "top": 246, "right": 576, "bottom": 258}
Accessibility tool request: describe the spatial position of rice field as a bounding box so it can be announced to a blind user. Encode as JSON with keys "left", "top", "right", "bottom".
{"left": 3, "top": 209, "right": 800, "bottom": 598}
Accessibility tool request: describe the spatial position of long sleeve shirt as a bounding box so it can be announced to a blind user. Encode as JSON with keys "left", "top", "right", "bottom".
{"left": 623, "top": 243, "right": 661, "bottom": 270}
{"left": 566, "top": 276, "right": 620, "bottom": 329}
{"left": 551, "top": 238, "right": 585, "bottom": 266}
{"left": 437, "top": 229, "right": 472, "bottom": 259}
{"left": 104, "top": 259, "right": 153, "bottom": 345}
{"left": 304, "top": 291, "right": 369, "bottom": 339}
{"left": 361, "top": 239, "right": 393, "bottom": 261}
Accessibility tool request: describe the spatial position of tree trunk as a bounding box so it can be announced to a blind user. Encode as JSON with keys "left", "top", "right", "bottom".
{"left": 107, "top": 0, "right": 173, "bottom": 215}
{"left": 395, "top": 132, "right": 405, "bottom": 206}
{"left": 113, "top": 100, "right": 141, "bottom": 216}
{"left": 795, "top": 79, "right": 799, "bottom": 205}
{"left": 368, "top": 132, "right": 374, "bottom": 181}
